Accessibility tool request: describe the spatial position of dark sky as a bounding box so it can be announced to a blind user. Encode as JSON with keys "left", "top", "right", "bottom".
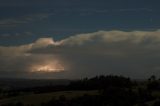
{"left": 0, "top": 0, "right": 160, "bottom": 45}
{"left": 0, "top": 0, "right": 160, "bottom": 79}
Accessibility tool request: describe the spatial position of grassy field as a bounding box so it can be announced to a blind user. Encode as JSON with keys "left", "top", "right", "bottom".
{"left": 0, "top": 90, "right": 99, "bottom": 106}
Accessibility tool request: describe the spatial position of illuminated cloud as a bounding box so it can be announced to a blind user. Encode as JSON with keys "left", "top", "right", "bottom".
{"left": 1, "top": 30, "right": 160, "bottom": 78}
{"left": 0, "top": 37, "right": 61, "bottom": 56}
{"left": 61, "top": 30, "right": 160, "bottom": 46}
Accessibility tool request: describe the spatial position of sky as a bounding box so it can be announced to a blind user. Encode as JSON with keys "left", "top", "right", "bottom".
{"left": 0, "top": 0, "right": 160, "bottom": 79}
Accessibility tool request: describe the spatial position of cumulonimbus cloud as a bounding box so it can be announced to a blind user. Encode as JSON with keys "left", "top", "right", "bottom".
{"left": 61, "top": 30, "right": 160, "bottom": 46}
{"left": 1, "top": 30, "right": 160, "bottom": 78}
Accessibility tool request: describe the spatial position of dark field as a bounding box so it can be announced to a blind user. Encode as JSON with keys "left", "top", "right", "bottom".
{"left": 0, "top": 75, "right": 160, "bottom": 106}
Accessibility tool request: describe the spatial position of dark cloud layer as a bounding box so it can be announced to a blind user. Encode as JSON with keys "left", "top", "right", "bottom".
{"left": 1, "top": 30, "right": 160, "bottom": 79}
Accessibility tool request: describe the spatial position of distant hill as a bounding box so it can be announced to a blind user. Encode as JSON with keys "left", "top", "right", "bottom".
{"left": 0, "top": 78, "right": 70, "bottom": 90}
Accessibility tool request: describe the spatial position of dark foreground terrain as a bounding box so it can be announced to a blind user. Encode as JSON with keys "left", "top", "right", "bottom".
{"left": 0, "top": 75, "right": 160, "bottom": 106}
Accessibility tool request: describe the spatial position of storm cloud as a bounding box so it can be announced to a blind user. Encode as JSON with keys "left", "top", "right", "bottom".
{"left": 1, "top": 30, "right": 160, "bottom": 79}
